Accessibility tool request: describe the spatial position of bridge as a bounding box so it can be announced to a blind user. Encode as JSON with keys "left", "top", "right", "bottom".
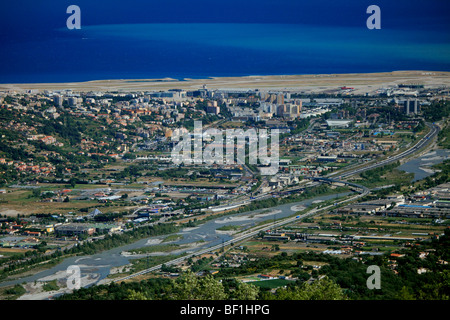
{"left": 328, "top": 122, "right": 440, "bottom": 180}
{"left": 309, "top": 177, "right": 370, "bottom": 194}
{"left": 108, "top": 122, "right": 438, "bottom": 283}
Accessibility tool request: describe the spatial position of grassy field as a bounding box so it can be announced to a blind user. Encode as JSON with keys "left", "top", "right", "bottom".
{"left": 0, "top": 248, "right": 30, "bottom": 260}
{"left": 216, "top": 225, "right": 242, "bottom": 232}
{"left": 0, "top": 185, "right": 142, "bottom": 216}
{"left": 129, "top": 244, "right": 181, "bottom": 254}
{"left": 237, "top": 208, "right": 446, "bottom": 263}
{"left": 162, "top": 234, "right": 184, "bottom": 243}
{"left": 247, "top": 278, "right": 293, "bottom": 289}
{"left": 241, "top": 240, "right": 332, "bottom": 257}
{"left": 109, "top": 255, "right": 182, "bottom": 280}
{"left": 352, "top": 168, "right": 414, "bottom": 188}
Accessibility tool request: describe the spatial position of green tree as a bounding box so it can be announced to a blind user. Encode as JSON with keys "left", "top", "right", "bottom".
{"left": 31, "top": 188, "right": 41, "bottom": 198}
{"left": 273, "top": 276, "right": 346, "bottom": 300}
{"left": 232, "top": 282, "right": 260, "bottom": 300}
{"left": 396, "top": 286, "right": 416, "bottom": 300}
{"left": 172, "top": 271, "right": 226, "bottom": 300}
{"left": 125, "top": 289, "right": 152, "bottom": 300}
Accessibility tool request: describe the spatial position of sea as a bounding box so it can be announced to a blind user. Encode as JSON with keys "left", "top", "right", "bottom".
{"left": 0, "top": 0, "right": 449, "bottom": 83}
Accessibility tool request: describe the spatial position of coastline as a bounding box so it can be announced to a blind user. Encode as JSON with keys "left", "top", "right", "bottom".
{"left": 1, "top": 70, "right": 449, "bottom": 94}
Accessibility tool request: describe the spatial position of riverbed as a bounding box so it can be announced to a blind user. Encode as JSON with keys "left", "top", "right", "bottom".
{"left": 0, "top": 191, "right": 349, "bottom": 292}
{"left": 398, "top": 148, "right": 449, "bottom": 181}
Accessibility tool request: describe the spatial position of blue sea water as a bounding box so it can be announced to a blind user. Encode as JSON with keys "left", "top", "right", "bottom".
{"left": 0, "top": 1, "right": 449, "bottom": 83}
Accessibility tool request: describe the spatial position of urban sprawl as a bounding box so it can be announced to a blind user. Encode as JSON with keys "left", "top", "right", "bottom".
{"left": 0, "top": 79, "right": 449, "bottom": 300}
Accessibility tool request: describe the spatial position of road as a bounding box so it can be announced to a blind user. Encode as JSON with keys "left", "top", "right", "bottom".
{"left": 111, "top": 189, "right": 368, "bottom": 283}
{"left": 213, "top": 121, "right": 439, "bottom": 212}
{"left": 107, "top": 122, "right": 440, "bottom": 284}
{"left": 328, "top": 122, "right": 440, "bottom": 180}
{"left": 109, "top": 178, "right": 368, "bottom": 284}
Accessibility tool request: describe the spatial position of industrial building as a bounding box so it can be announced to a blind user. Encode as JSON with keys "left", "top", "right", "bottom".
{"left": 55, "top": 224, "right": 95, "bottom": 237}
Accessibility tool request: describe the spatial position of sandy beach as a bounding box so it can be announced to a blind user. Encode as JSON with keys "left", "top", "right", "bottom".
{"left": 1, "top": 71, "right": 449, "bottom": 94}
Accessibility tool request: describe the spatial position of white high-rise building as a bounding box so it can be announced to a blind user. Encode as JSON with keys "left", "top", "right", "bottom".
{"left": 53, "top": 95, "right": 63, "bottom": 107}
{"left": 404, "top": 99, "right": 420, "bottom": 115}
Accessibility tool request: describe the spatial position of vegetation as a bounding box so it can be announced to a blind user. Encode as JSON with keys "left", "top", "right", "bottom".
{"left": 422, "top": 100, "right": 450, "bottom": 122}
{"left": 67, "top": 223, "right": 180, "bottom": 255}
{"left": 216, "top": 225, "right": 241, "bottom": 231}
{"left": 129, "top": 244, "right": 180, "bottom": 254}
{"left": 57, "top": 269, "right": 341, "bottom": 300}
{"left": 3, "top": 284, "right": 26, "bottom": 299}
{"left": 0, "top": 223, "right": 179, "bottom": 282}
{"left": 235, "top": 185, "right": 349, "bottom": 214}
{"left": 357, "top": 161, "right": 413, "bottom": 188}
{"left": 437, "top": 120, "right": 450, "bottom": 149}
{"left": 56, "top": 227, "right": 450, "bottom": 300}
{"left": 2, "top": 93, "right": 449, "bottom": 302}
{"left": 414, "top": 160, "right": 450, "bottom": 192}
{"left": 42, "top": 280, "right": 59, "bottom": 292}
{"left": 264, "top": 276, "right": 346, "bottom": 300}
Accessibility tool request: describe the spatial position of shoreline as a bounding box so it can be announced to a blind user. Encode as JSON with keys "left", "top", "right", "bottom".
{"left": 1, "top": 70, "right": 449, "bottom": 94}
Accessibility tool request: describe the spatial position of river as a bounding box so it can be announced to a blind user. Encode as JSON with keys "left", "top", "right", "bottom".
{"left": 398, "top": 148, "right": 449, "bottom": 181}
{"left": 0, "top": 192, "right": 350, "bottom": 289}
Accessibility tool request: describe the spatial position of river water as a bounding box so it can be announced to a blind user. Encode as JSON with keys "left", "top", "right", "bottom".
{"left": 2, "top": 150, "right": 447, "bottom": 293}
{"left": 398, "top": 149, "right": 450, "bottom": 181}
{"left": 0, "top": 192, "right": 349, "bottom": 289}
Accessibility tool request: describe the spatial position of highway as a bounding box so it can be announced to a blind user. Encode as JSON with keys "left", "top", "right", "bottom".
{"left": 329, "top": 122, "right": 439, "bottom": 180}
{"left": 213, "top": 122, "right": 438, "bottom": 212}
{"left": 108, "top": 122, "right": 439, "bottom": 284}
{"left": 109, "top": 178, "right": 369, "bottom": 284}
